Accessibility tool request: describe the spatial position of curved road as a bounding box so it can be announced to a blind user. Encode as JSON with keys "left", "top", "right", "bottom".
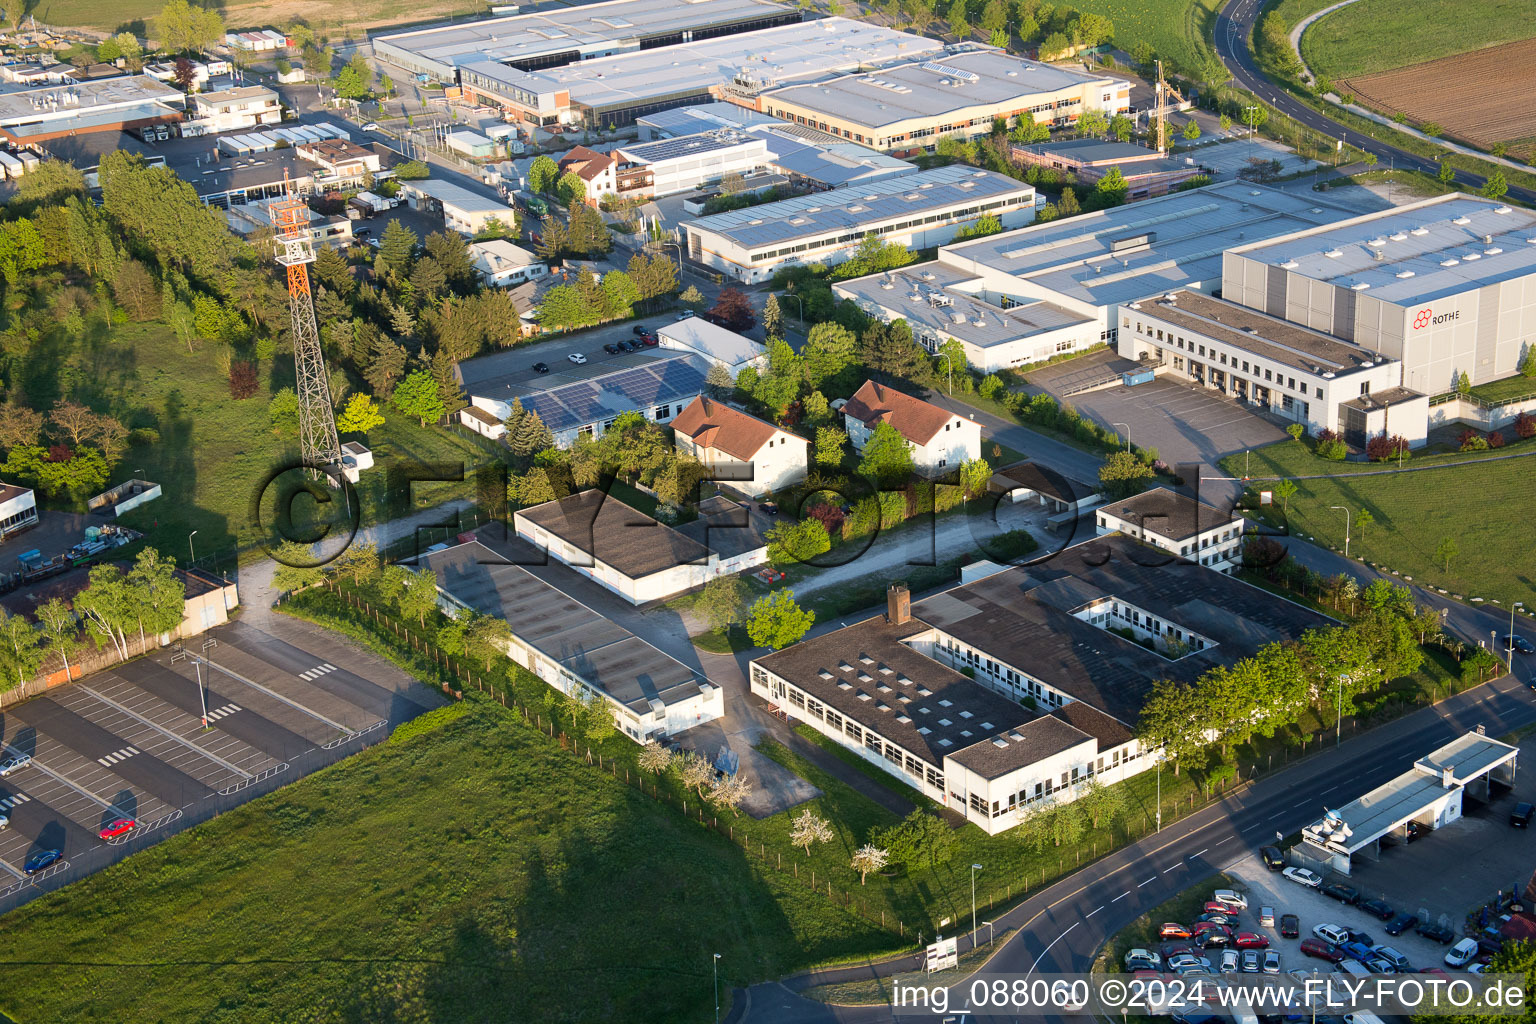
{"left": 1212, "top": 0, "right": 1536, "bottom": 205}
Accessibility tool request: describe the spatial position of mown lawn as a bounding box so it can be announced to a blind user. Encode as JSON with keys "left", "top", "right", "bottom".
{"left": 1301, "top": 0, "right": 1536, "bottom": 79}
{"left": 1225, "top": 443, "right": 1536, "bottom": 611}
{"left": 1468, "top": 376, "right": 1536, "bottom": 406}
{"left": 1064, "top": 0, "right": 1224, "bottom": 79}
{"left": 0, "top": 700, "right": 895, "bottom": 1024}
{"left": 89, "top": 324, "right": 491, "bottom": 568}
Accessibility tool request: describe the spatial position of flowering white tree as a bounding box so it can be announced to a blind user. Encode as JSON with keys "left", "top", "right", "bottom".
{"left": 707, "top": 773, "right": 752, "bottom": 816}
{"left": 850, "top": 844, "right": 889, "bottom": 884}
{"left": 790, "top": 809, "right": 834, "bottom": 857}
{"left": 638, "top": 741, "right": 674, "bottom": 775}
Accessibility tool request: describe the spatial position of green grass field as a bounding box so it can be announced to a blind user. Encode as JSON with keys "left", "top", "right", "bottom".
{"left": 0, "top": 700, "right": 896, "bottom": 1024}
{"left": 84, "top": 325, "right": 488, "bottom": 568}
{"left": 1468, "top": 376, "right": 1536, "bottom": 406}
{"left": 1302, "top": 0, "right": 1536, "bottom": 79}
{"left": 29, "top": 0, "right": 479, "bottom": 35}
{"left": 1225, "top": 443, "right": 1536, "bottom": 610}
{"left": 1063, "top": 0, "right": 1224, "bottom": 78}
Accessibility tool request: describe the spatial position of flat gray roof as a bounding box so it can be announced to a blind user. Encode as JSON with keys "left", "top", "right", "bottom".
{"left": 0, "top": 74, "right": 183, "bottom": 124}
{"left": 400, "top": 178, "right": 510, "bottom": 214}
{"left": 375, "top": 0, "right": 791, "bottom": 69}
{"left": 1416, "top": 731, "right": 1518, "bottom": 785}
{"left": 619, "top": 128, "right": 760, "bottom": 164}
{"left": 518, "top": 488, "right": 710, "bottom": 579}
{"left": 1017, "top": 138, "right": 1162, "bottom": 162}
{"left": 940, "top": 180, "right": 1360, "bottom": 309}
{"left": 757, "top": 127, "right": 915, "bottom": 186}
{"left": 1097, "top": 486, "right": 1240, "bottom": 541}
{"left": 424, "top": 539, "right": 708, "bottom": 716}
{"left": 468, "top": 354, "right": 708, "bottom": 436}
{"left": 763, "top": 48, "right": 1122, "bottom": 128}
{"left": 1133, "top": 290, "right": 1385, "bottom": 376}
{"left": 685, "top": 164, "right": 1031, "bottom": 250}
{"left": 469, "top": 18, "right": 941, "bottom": 111}
{"left": 836, "top": 261, "right": 1092, "bottom": 349}
{"left": 1228, "top": 192, "right": 1536, "bottom": 307}
{"left": 637, "top": 102, "right": 783, "bottom": 135}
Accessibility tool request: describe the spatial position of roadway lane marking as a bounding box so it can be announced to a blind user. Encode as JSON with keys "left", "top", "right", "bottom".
{"left": 1215, "top": 837, "right": 1233, "bottom": 846}
{"left": 1163, "top": 866, "right": 1180, "bottom": 875}
{"left": 1112, "top": 891, "right": 1131, "bottom": 902}
{"left": 1291, "top": 799, "right": 1310, "bottom": 808}
{"left": 95, "top": 746, "right": 138, "bottom": 767}
{"left": 1026, "top": 920, "right": 1079, "bottom": 978}
{"left": 1087, "top": 906, "right": 1103, "bottom": 918}
{"left": 1190, "top": 849, "right": 1208, "bottom": 858}
{"left": 1320, "top": 786, "right": 1338, "bottom": 795}
{"left": 1139, "top": 877, "right": 1157, "bottom": 887}
{"left": 0, "top": 793, "right": 30, "bottom": 810}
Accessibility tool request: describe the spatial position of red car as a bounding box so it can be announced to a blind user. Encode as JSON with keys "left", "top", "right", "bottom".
{"left": 1300, "top": 939, "right": 1345, "bottom": 963}
{"left": 1192, "top": 921, "right": 1232, "bottom": 937}
{"left": 1159, "top": 922, "right": 1192, "bottom": 940}
{"left": 1202, "top": 901, "right": 1233, "bottom": 916}
{"left": 1234, "top": 932, "right": 1270, "bottom": 950}
{"left": 98, "top": 818, "right": 136, "bottom": 839}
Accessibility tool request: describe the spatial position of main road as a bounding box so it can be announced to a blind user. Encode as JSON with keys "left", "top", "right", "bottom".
{"left": 1212, "top": 0, "right": 1536, "bottom": 205}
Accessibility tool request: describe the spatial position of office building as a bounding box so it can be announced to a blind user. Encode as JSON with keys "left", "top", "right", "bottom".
{"left": 396, "top": 179, "right": 514, "bottom": 235}
{"left": 1094, "top": 486, "right": 1247, "bottom": 572}
{"left": 755, "top": 48, "right": 1130, "bottom": 154}
{"left": 1010, "top": 138, "right": 1201, "bottom": 198}
{"left": 615, "top": 129, "right": 769, "bottom": 197}
{"left": 681, "top": 164, "right": 1034, "bottom": 283}
{"left": 750, "top": 535, "right": 1333, "bottom": 834}
{"left": 374, "top": 0, "right": 799, "bottom": 83}
{"left": 469, "top": 239, "right": 548, "bottom": 289}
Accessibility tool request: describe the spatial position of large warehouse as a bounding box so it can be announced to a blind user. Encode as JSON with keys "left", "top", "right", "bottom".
{"left": 373, "top": 0, "right": 798, "bottom": 82}
{"left": 755, "top": 47, "right": 1130, "bottom": 154}
{"left": 457, "top": 18, "right": 939, "bottom": 128}
{"left": 1223, "top": 193, "right": 1536, "bottom": 393}
{"left": 839, "top": 181, "right": 1357, "bottom": 359}
{"left": 681, "top": 164, "right": 1035, "bottom": 283}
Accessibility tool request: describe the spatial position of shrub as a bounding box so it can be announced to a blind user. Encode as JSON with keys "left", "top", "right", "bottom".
{"left": 1365, "top": 433, "right": 1410, "bottom": 462}
{"left": 1514, "top": 412, "right": 1536, "bottom": 439}
{"left": 1286, "top": 423, "right": 1305, "bottom": 441}
{"left": 978, "top": 374, "right": 1004, "bottom": 399}
{"left": 229, "top": 360, "right": 258, "bottom": 399}
{"left": 1487, "top": 430, "right": 1505, "bottom": 449}
{"left": 1316, "top": 438, "right": 1347, "bottom": 460}
{"left": 1460, "top": 434, "right": 1489, "bottom": 452}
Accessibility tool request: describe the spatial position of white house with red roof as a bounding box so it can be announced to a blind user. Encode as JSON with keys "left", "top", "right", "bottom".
{"left": 840, "top": 380, "right": 981, "bottom": 476}
{"left": 671, "top": 396, "right": 807, "bottom": 497}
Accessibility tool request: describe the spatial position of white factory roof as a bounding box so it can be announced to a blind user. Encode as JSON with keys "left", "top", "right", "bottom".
{"left": 619, "top": 128, "right": 763, "bottom": 165}
{"left": 399, "top": 178, "right": 510, "bottom": 214}
{"left": 685, "top": 164, "right": 1031, "bottom": 250}
{"left": 837, "top": 261, "right": 1092, "bottom": 349}
{"left": 763, "top": 48, "right": 1125, "bottom": 127}
{"left": 462, "top": 18, "right": 942, "bottom": 111}
{"left": 637, "top": 102, "right": 783, "bottom": 135}
{"left": 656, "top": 317, "right": 765, "bottom": 368}
{"left": 1227, "top": 192, "right": 1536, "bottom": 306}
{"left": 375, "top": 0, "right": 790, "bottom": 69}
{"left": 0, "top": 74, "right": 183, "bottom": 125}
{"left": 940, "top": 180, "right": 1359, "bottom": 309}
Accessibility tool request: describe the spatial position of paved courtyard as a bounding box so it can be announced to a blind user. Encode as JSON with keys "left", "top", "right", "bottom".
{"left": 1063, "top": 376, "right": 1289, "bottom": 471}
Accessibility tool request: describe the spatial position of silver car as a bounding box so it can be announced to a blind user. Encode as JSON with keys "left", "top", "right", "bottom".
{"left": 0, "top": 754, "right": 30, "bottom": 777}
{"left": 1241, "top": 950, "right": 1261, "bottom": 973}
{"left": 1263, "top": 950, "right": 1282, "bottom": 974}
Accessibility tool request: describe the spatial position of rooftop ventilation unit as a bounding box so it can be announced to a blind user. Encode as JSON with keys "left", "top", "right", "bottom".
{"left": 1496, "top": 205, "right": 1512, "bottom": 214}
{"left": 1396, "top": 270, "right": 1415, "bottom": 279}
{"left": 1351, "top": 282, "right": 1370, "bottom": 290}
{"left": 1367, "top": 237, "right": 1386, "bottom": 247}
{"left": 1280, "top": 259, "right": 1298, "bottom": 269}
{"left": 1412, "top": 227, "right": 1429, "bottom": 236}
{"left": 1390, "top": 232, "right": 1407, "bottom": 241}
{"left": 1324, "top": 249, "right": 1342, "bottom": 258}
{"left": 1371, "top": 248, "right": 1384, "bottom": 261}
{"left": 1486, "top": 247, "right": 1503, "bottom": 255}
{"left": 1440, "top": 258, "right": 1460, "bottom": 266}
{"left": 1464, "top": 252, "right": 1481, "bottom": 260}
{"left": 1453, "top": 216, "right": 1471, "bottom": 225}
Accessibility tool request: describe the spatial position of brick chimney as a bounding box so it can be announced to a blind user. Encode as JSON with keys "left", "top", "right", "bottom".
{"left": 887, "top": 582, "right": 910, "bottom": 625}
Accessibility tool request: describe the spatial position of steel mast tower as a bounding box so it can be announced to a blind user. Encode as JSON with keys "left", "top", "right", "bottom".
{"left": 269, "top": 176, "right": 341, "bottom": 475}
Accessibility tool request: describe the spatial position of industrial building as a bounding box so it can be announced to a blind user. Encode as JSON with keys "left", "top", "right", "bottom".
{"left": 456, "top": 17, "right": 939, "bottom": 128}
{"left": 0, "top": 76, "right": 185, "bottom": 143}
{"left": 1223, "top": 192, "right": 1536, "bottom": 393}
{"left": 184, "top": 85, "right": 280, "bottom": 134}
{"left": 513, "top": 490, "right": 769, "bottom": 604}
{"left": 1010, "top": 138, "right": 1201, "bottom": 198}
{"left": 374, "top": 0, "right": 799, "bottom": 83}
{"left": 915, "top": 181, "right": 1359, "bottom": 349}
{"left": 834, "top": 260, "right": 1100, "bottom": 372}
{"left": 681, "top": 164, "right": 1035, "bottom": 283}
{"left": 635, "top": 105, "right": 917, "bottom": 189}
{"left": 754, "top": 47, "right": 1131, "bottom": 154}
{"left": 465, "top": 353, "right": 709, "bottom": 446}
{"left": 750, "top": 535, "right": 1333, "bottom": 834}
{"left": 615, "top": 129, "right": 768, "bottom": 197}
{"left": 654, "top": 317, "right": 766, "bottom": 372}
{"left": 396, "top": 179, "right": 514, "bottom": 236}
{"left": 423, "top": 535, "right": 725, "bottom": 739}
{"left": 1116, "top": 290, "right": 1424, "bottom": 445}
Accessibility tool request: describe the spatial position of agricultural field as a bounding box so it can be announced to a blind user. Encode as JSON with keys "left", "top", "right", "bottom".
{"left": 1067, "top": 0, "right": 1225, "bottom": 80}
{"left": 1340, "top": 38, "right": 1536, "bottom": 159}
{"left": 1302, "top": 0, "right": 1536, "bottom": 79}
{"left": 27, "top": 0, "right": 479, "bottom": 35}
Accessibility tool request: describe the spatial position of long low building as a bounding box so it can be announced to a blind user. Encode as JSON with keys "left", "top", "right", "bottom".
{"left": 514, "top": 490, "right": 769, "bottom": 603}
{"left": 1116, "top": 289, "right": 1424, "bottom": 445}
{"left": 750, "top": 534, "right": 1334, "bottom": 834}
{"left": 374, "top": 0, "right": 799, "bottom": 82}
{"left": 0, "top": 76, "right": 186, "bottom": 143}
{"left": 681, "top": 164, "right": 1035, "bottom": 284}
{"left": 755, "top": 47, "right": 1131, "bottom": 155}
{"left": 424, "top": 537, "right": 724, "bottom": 739}
{"left": 458, "top": 17, "right": 940, "bottom": 128}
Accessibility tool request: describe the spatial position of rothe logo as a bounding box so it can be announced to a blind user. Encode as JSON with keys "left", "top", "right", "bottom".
{"left": 1413, "top": 308, "right": 1432, "bottom": 330}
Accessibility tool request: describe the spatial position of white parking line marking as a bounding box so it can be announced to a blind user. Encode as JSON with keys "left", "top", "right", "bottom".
{"left": 1112, "top": 891, "right": 1131, "bottom": 902}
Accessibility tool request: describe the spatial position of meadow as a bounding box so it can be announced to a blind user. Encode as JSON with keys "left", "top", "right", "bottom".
{"left": 1301, "top": 0, "right": 1536, "bottom": 79}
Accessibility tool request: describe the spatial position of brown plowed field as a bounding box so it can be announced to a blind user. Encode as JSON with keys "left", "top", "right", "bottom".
{"left": 1342, "top": 37, "right": 1536, "bottom": 158}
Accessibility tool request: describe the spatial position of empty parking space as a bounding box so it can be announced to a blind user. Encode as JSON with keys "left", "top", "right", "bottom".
{"left": 0, "top": 772, "right": 101, "bottom": 878}
{"left": 0, "top": 714, "right": 179, "bottom": 825}
{"left": 219, "top": 624, "right": 412, "bottom": 725}
{"left": 1067, "top": 377, "right": 1289, "bottom": 467}
{"left": 81, "top": 674, "right": 279, "bottom": 780}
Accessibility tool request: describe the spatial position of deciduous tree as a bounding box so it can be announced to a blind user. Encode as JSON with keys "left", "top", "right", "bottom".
{"left": 746, "top": 589, "right": 814, "bottom": 650}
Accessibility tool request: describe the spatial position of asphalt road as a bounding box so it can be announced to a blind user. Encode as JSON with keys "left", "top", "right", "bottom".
{"left": 1212, "top": 0, "right": 1536, "bottom": 205}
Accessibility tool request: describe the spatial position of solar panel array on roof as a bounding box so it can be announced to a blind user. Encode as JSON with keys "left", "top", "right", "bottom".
{"left": 521, "top": 356, "right": 708, "bottom": 434}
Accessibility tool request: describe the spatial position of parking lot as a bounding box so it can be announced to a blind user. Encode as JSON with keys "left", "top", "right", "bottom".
{"left": 0, "top": 619, "right": 424, "bottom": 892}
{"left": 1064, "top": 376, "right": 1289, "bottom": 469}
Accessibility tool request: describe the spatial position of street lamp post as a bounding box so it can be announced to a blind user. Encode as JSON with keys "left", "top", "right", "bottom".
{"left": 1328, "top": 504, "right": 1351, "bottom": 558}
{"left": 970, "top": 863, "right": 982, "bottom": 946}
{"left": 1336, "top": 674, "right": 1345, "bottom": 747}
{"left": 188, "top": 529, "right": 198, "bottom": 564}
{"left": 713, "top": 953, "right": 721, "bottom": 1023}
{"left": 938, "top": 351, "right": 955, "bottom": 395}
{"left": 1156, "top": 760, "right": 1162, "bottom": 832}
{"left": 782, "top": 291, "right": 805, "bottom": 329}
{"left": 1112, "top": 421, "right": 1131, "bottom": 452}
{"left": 1510, "top": 603, "right": 1525, "bottom": 657}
